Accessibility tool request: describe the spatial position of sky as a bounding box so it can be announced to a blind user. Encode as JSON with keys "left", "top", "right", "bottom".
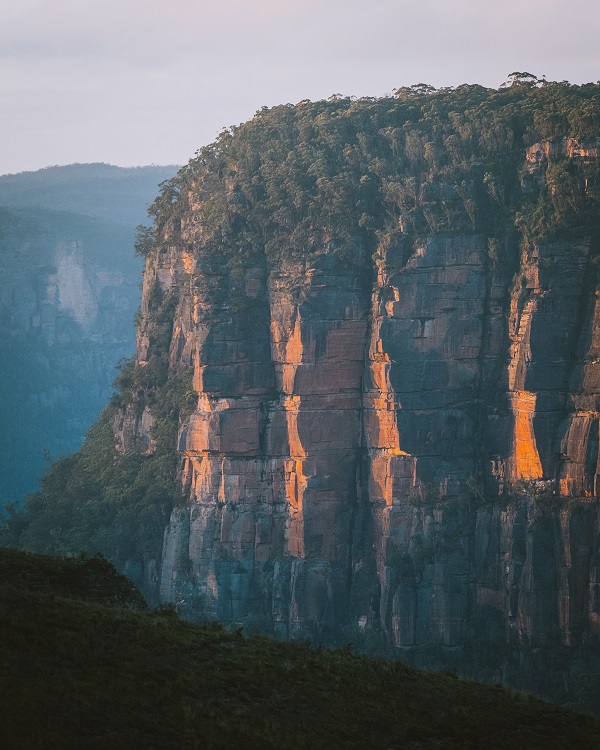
{"left": 1, "top": 0, "right": 599, "bottom": 175}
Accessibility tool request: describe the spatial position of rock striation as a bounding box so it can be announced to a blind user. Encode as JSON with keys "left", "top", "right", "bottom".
{"left": 150, "top": 225, "right": 600, "bottom": 661}
{"left": 118, "top": 87, "right": 600, "bottom": 706}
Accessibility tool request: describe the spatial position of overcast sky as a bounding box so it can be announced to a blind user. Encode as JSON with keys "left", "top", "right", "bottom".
{"left": 1, "top": 0, "right": 599, "bottom": 175}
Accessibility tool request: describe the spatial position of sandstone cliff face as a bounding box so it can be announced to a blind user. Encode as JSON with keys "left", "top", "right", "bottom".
{"left": 147, "top": 223, "right": 600, "bottom": 654}
{"left": 107, "top": 89, "right": 600, "bottom": 706}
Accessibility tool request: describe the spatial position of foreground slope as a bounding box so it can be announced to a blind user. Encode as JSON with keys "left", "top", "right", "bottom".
{"left": 0, "top": 548, "right": 598, "bottom": 750}
{"left": 8, "top": 81, "right": 600, "bottom": 709}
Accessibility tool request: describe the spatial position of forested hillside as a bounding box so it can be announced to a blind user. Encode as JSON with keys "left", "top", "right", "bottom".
{"left": 1, "top": 547, "right": 599, "bottom": 749}
{"left": 0, "top": 163, "right": 178, "bottom": 225}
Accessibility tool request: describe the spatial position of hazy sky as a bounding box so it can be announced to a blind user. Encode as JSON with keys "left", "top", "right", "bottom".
{"left": 1, "top": 0, "right": 599, "bottom": 174}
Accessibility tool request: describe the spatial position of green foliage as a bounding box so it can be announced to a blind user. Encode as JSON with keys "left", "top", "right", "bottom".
{"left": 0, "top": 547, "right": 147, "bottom": 608}
{"left": 4, "top": 380, "right": 190, "bottom": 572}
{"left": 134, "top": 224, "right": 155, "bottom": 257}
{"left": 1, "top": 546, "right": 599, "bottom": 749}
{"left": 145, "top": 80, "right": 600, "bottom": 278}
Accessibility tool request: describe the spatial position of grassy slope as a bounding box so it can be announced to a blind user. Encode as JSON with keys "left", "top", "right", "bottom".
{"left": 0, "top": 548, "right": 598, "bottom": 750}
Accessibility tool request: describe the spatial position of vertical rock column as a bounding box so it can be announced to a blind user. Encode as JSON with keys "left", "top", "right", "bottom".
{"left": 161, "top": 257, "right": 278, "bottom": 624}
{"left": 161, "top": 248, "right": 372, "bottom": 636}
{"left": 488, "top": 236, "right": 595, "bottom": 648}
{"left": 505, "top": 245, "right": 546, "bottom": 482}
{"left": 365, "top": 235, "right": 487, "bottom": 649}
{"left": 557, "top": 269, "right": 600, "bottom": 497}
{"left": 362, "top": 240, "right": 417, "bottom": 642}
{"left": 269, "top": 289, "right": 307, "bottom": 560}
{"left": 266, "top": 253, "right": 370, "bottom": 637}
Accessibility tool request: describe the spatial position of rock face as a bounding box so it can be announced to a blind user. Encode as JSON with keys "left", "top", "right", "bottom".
{"left": 151, "top": 226, "right": 600, "bottom": 656}
{"left": 0, "top": 207, "right": 140, "bottom": 502}
{"left": 66, "top": 89, "right": 600, "bottom": 706}
{"left": 0, "top": 164, "right": 177, "bottom": 503}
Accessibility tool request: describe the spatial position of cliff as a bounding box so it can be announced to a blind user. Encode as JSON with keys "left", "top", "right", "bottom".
{"left": 10, "top": 82, "right": 600, "bottom": 710}
{"left": 0, "top": 164, "right": 177, "bottom": 503}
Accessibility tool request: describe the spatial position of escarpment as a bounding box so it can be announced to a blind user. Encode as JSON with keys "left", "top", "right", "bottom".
{"left": 0, "top": 164, "right": 178, "bottom": 503}
{"left": 0, "top": 207, "right": 140, "bottom": 502}
{"left": 117, "top": 92, "right": 600, "bottom": 705}
{"left": 13, "top": 83, "right": 600, "bottom": 710}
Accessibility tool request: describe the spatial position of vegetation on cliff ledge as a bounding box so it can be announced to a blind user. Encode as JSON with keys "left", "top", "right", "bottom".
{"left": 148, "top": 76, "right": 600, "bottom": 267}
{"left": 1, "top": 547, "right": 599, "bottom": 750}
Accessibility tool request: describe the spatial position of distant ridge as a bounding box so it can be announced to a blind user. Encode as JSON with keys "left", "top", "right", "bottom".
{"left": 0, "top": 163, "right": 181, "bottom": 226}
